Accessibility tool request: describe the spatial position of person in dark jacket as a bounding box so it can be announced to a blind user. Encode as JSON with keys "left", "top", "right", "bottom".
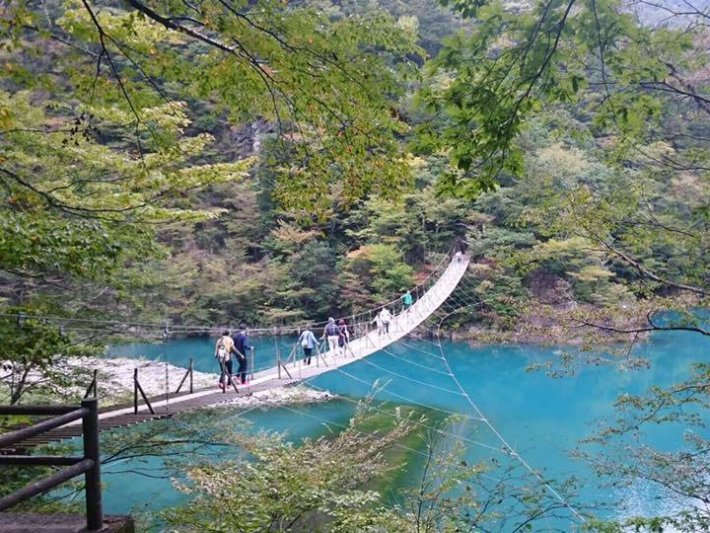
{"left": 337, "top": 319, "right": 350, "bottom": 356}
{"left": 233, "top": 325, "right": 253, "bottom": 385}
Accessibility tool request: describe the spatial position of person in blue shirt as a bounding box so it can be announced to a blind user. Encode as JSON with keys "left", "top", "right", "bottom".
{"left": 402, "top": 290, "right": 414, "bottom": 312}
{"left": 298, "top": 325, "right": 318, "bottom": 365}
{"left": 233, "top": 325, "right": 253, "bottom": 385}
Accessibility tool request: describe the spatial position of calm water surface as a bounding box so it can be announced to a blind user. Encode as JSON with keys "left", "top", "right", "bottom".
{"left": 105, "top": 331, "right": 709, "bottom": 527}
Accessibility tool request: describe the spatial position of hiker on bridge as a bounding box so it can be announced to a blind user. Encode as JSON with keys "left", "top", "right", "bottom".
{"left": 401, "top": 290, "right": 413, "bottom": 312}
{"left": 215, "top": 330, "right": 235, "bottom": 390}
{"left": 373, "top": 307, "right": 392, "bottom": 336}
{"left": 454, "top": 238, "right": 468, "bottom": 261}
{"left": 299, "top": 325, "right": 318, "bottom": 365}
{"left": 323, "top": 317, "right": 339, "bottom": 355}
{"left": 338, "top": 319, "right": 350, "bottom": 356}
{"left": 233, "top": 326, "right": 253, "bottom": 385}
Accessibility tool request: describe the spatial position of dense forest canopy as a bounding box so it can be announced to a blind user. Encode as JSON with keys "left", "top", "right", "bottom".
{"left": 0, "top": 0, "right": 706, "bottom": 367}
{"left": 0, "top": 0, "right": 709, "bottom": 528}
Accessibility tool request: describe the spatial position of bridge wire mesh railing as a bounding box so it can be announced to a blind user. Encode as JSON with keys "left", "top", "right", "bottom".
{"left": 237, "top": 247, "right": 457, "bottom": 375}
{"left": 202, "top": 249, "right": 461, "bottom": 387}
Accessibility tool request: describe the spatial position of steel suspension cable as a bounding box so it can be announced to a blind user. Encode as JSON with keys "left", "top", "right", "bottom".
{"left": 273, "top": 401, "right": 502, "bottom": 464}
{"left": 0, "top": 246, "right": 459, "bottom": 336}
{"left": 333, "top": 367, "right": 479, "bottom": 422}
{"left": 356, "top": 358, "right": 467, "bottom": 396}
{"left": 376, "top": 346, "right": 453, "bottom": 375}
{"left": 301, "top": 379, "right": 500, "bottom": 453}
{"left": 431, "top": 309, "right": 588, "bottom": 525}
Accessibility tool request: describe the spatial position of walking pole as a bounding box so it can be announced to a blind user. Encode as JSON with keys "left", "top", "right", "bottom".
{"left": 276, "top": 337, "right": 281, "bottom": 380}
{"left": 250, "top": 347, "right": 254, "bottom": 381}
{"left": 189, "top": 357, "right": 193, "bottom": 394}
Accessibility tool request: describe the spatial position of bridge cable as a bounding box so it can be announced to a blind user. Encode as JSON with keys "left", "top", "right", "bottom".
{"left": 274, "top": 400, "right": 504, "bottom": 470}
{"left": 332, "top": 367, "right": 479, "bottom": 422}
{"left": 377, "top": 346, "right": 453, "bottom": 376}
{"left": 431, "top": 308, "right": 588, "bottom": 525}
{"left": 300, "top": 378, "right": 499, "bottom": 453}
{"left": 0, "top": 250, "right": 454, "bottom": 335}
{"left": 356, "top": 358, "right": 467, "bottom": 396}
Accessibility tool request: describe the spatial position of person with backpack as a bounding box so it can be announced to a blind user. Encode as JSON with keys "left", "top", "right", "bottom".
{"left": 322, "top": 317, "right": 339, "bottom": 355}
{"left": 299, "top": 325, "right": 318, "bottom": 365}
{"left": 233, "top": 325, "right": 253, "bottom": 385}
{"left": 214, "top": 330, "right": 235, "bottom": 390}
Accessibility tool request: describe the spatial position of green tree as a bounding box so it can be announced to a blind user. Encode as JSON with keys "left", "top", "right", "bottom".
{"left": 417, "top": 0, "right": 708, "bottom": 300}
{"left": 0, "top": 92, "right": 249, "bottom": 401}
{"left": 163, "top": 402, "right": 416, "bottom": 532}
{"left": 578, "top": 362, "right": 710, "bottom": 531}
{"left": 340, "top": 243, "right": 414, "bottom": 311}
{"left": 0, "top": 0, "right": 424, "bottom": 400}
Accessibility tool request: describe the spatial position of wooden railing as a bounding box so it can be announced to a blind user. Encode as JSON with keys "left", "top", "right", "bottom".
{"left": 0, "top": 399, "right": 103, "bottom": 531}
{"left": 174, "top": 358, "right": 194, "bottom": 394}
{"left": 133, "top": 368, "right": 155, "bottom": 414}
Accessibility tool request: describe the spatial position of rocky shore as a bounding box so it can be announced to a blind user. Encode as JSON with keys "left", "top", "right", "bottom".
{"left": 62, "top": 356, "right": 215, "bottom": 399}
{"left": 25, "top": 357, "right": 335, "bottom": 408}
{"left": 209, "top": 386, "right": 335, "bottom": 408}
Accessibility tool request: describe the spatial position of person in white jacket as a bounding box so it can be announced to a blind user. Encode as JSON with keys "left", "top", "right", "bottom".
{"left": 298, "top": 325, "right": 318, "bottom": 365}
{"left": 373, "top": 307, "right": 392, "bottom": 336}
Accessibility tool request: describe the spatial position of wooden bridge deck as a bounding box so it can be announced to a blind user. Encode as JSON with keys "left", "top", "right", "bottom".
{"left": 3, "top": 255, "right": 469, "bottom": 451}
{"left": 3, "top": 378, "right": 297, "bottom": 451}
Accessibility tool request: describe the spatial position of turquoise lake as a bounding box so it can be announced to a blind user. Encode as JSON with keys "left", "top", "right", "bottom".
{"left": 105, "top": 330, "right": 709, "bottom": 529}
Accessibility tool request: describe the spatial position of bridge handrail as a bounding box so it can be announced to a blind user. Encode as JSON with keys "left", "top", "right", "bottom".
{"left": 0, "top": 399, "right": 103, "bottom": 531}
{"left": 151, "top": 245, "right": 456, "bottom": 336}
{"left": 236, "top": 250, "right": 465, "bottom": 375}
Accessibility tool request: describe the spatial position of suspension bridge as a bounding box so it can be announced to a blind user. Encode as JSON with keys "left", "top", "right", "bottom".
{"left": 3, "top": 252, "right": 470, "bottom": 450}
{"left": 1, "top": 249, "right": 588, "bottom": 529}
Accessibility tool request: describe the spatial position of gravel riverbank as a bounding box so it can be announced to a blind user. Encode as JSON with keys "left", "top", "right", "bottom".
{"left": 12, "top": 357, "right": 335, "bottom": 408}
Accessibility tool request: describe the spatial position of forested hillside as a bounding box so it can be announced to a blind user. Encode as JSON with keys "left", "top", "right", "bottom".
{"left": 123, "top": 0, "right": 709, "bottom": 336}
{"left": 0, "top": 0, "right": 707, "bottom": 349}
{"left": 1, "top": 0, "right": 707, "bottom": 345}
{"left": 1, "top": 0, "right": 709, "bottom": 530}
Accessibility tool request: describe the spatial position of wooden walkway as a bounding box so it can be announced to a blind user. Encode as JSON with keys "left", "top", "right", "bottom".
{"left": 4, "top": 378, "right": 297, "bottom": 451}
{"left": 4, "top": 255, "right": 469, "bottom": 451}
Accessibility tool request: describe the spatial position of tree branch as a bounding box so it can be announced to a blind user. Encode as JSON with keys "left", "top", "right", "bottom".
{"left": 581, "top": 225, "right": 707, "bottom": 296}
